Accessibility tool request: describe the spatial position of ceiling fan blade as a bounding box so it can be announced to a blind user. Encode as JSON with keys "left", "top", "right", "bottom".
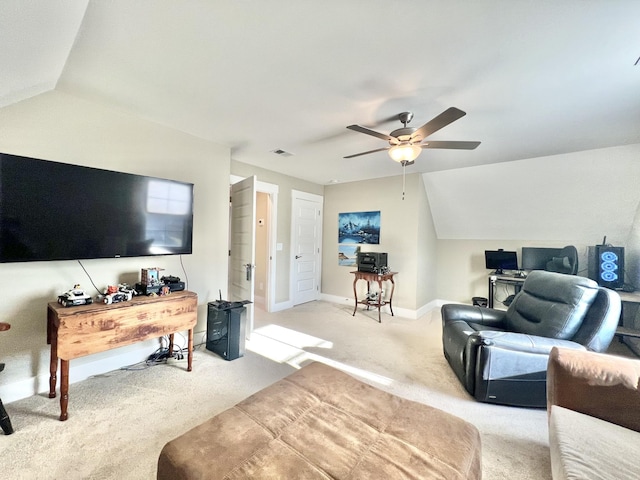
{"left": 413, "top": 107, "right": 467, "bottom": 140}
{"left": 421, "top": 141, "right": 481, "bottom": 150}
{"left": 344, "top": 147, "right": 390, "bottom": 159}
{"left": 346, "top": 124, "right": 394, "bottom": 142}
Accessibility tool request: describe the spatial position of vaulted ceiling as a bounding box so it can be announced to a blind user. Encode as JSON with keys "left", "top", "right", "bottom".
{"left": 1, "top": 1, "right": 639, "bottom": 186}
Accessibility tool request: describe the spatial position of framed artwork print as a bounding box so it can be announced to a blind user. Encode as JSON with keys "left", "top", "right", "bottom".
{"left": 338, "top": 210, "right": 380, "bottom": 245}
{"left": 338, "top": 245, "right": 359, "bottom": 266}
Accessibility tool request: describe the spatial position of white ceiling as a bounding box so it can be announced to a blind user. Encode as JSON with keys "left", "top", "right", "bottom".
{"left": 1, "top": 0, "right": 639, "bottom": 185}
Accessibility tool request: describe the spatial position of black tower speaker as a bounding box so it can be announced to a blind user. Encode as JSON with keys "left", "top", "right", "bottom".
{"left": 588, "top": 245, "right": 625, "bottom": 289}
{"left": 206, "top": 302, "right": 246, "bottom": 361}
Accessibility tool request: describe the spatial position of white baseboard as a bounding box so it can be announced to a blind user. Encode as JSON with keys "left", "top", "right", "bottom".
{"left": 319, "top": 294, "right": 442, "bottom": 319}
{"left": 0, "top": 340, "right": 161, "bottom": 404}
{"left": 415, "top": 299, "right": 443, "bottom": 318}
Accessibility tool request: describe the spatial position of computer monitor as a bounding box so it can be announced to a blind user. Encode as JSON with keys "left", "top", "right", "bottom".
{"left": 484, "top": 250, "right": 518, "bottom": 274}
{"left": 521, "top": 247, "right": 563, "bottom": 271}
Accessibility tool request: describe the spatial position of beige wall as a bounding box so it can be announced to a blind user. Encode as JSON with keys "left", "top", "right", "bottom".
{"left": 429, "top": 144, "right": 640, "bottom": 305}
{"left": 0, "top": 91, "right": 230, "bottom": 401}
{"left": 230, "top": 160, "right": 324, "bottom": 305}
{"left": 436, "top": 239, "right": 596, "bottom": 304}
{"left": 415, "top": 174, "right": 439, "bottom": 307}
{"left": 322, "top": 173, "right": 437, "bottom": 312}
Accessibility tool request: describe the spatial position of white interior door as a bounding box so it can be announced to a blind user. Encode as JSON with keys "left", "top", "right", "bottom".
{"left": 229, "top": 176, "right": 256, "bottom": 336}
{"left": 291, "top": 191, "right": 323, "bottom": 306}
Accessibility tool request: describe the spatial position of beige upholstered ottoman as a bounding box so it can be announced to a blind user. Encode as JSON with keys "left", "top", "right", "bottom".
{"left": 157, "top": 362, "right": 482, "bottom": 479}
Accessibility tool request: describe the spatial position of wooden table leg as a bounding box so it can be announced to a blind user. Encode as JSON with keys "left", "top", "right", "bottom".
{"left": 48, "top": 333, "right": 58, "bottom": 399}
{"left": 59, "top": 360, "right": 69, "bottom": 421}
{"left": 352, "top": 276, "right": 359, "bottom": 316}
{"left": 168, "top": 333, "right": 175, "bottom": 358}
{"left": 376, "top": 278, "right": 383, "bottom": 323}
{"left": 46, "top": 310, "right": 53, "bottom": 345}
{"left": 187, "top": 329, "right": 193, "bottom": 372}
{"left": 388, "top": 277, "right": 395, "bottom": 316}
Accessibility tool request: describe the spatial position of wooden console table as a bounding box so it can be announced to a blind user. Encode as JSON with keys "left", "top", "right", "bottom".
{"left": 47, "top": 290, "right": 198, "bottom": 421}
{"left": 351, "top": 271, "right": 397, "bottom": 323}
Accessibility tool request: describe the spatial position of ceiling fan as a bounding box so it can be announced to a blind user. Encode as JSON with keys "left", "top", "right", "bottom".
{"left": 344, "top": 107, "right": 480, "bottom": 165}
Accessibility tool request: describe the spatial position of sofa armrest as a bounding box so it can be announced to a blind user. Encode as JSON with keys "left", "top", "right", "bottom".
{"left": 441, "top": 303, "right": 507, "bottom": 328}
{"left": 473, "top": 331, "right": 585, "bottom": 355}
{"left": 547, "top": 347, "right": 640, "bottom": 432}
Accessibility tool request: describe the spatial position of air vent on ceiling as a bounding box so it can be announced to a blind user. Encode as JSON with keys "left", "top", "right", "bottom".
{"left": 271, "top": 149, "right": 293, "bottom": 157}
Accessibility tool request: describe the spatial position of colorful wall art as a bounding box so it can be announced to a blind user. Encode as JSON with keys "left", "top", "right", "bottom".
{"left": 338, "top": 210, "right": 380, "bottom": 265}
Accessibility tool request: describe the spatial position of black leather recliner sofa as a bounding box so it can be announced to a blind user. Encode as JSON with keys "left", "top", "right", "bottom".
{"left": 442, "top": 270, "right": 621, "bottom": 407}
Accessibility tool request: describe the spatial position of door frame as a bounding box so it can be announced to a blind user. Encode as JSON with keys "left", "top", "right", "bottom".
{"left": 230, "top": 175, "right": 278, "bottom": 313}
{"left": 289, "top": 190, "right": 323, "bottom": 306}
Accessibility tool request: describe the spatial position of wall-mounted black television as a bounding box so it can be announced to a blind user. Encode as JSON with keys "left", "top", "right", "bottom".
{"left": 484, "top": 250, "right": 518, "bottom": 274}
{"left": 0, "top": 153, "right": 194, "bottom": 263}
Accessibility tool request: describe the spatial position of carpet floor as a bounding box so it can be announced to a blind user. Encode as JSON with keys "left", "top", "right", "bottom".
{"left": 0, "top": 300, "right": 634, "bottom": 479}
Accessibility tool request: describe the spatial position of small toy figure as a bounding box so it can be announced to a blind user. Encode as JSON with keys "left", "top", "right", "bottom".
{"left": 103, "top": 283, "right": 135, "bottom": 305}
{"left": 136, "top": 268, "right": 167, "bottom": 295}
{"left": 58, "top": 284, "right": 93, "bottom": 308}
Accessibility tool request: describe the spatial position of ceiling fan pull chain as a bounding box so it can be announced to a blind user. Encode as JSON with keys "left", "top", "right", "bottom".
{"left": 402, "top": 164, "right": 406, "bottom": 200}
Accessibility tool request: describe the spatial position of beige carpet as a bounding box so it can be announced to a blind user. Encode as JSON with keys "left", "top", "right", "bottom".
{"left": 0, "top": 301, "right": 634, "bottom": 479}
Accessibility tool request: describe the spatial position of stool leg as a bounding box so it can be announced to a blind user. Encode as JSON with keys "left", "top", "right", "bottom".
{"left": 0, "top": 398, "right": 14, "bottom": 435}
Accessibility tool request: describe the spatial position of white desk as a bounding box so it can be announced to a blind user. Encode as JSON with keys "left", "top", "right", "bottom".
{"left": 616, "top": 291, "right": 640, "bottom": 352}
{"left": 488, "top": 277, "right": 640, "bottom": 352}
{"left": 487, "top": 274, "right": 525, "bottom": 308}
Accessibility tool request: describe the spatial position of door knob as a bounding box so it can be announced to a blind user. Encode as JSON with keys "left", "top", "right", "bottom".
{"left": 295, "top": 255, "right": 302, "bottom": 259}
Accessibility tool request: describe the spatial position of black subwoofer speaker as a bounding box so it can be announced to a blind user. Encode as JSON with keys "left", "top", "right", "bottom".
{"left": 588, "top": 245, "right": 625, "bottom": 289}
{"left": 206, "top": 302, "right": 247, "bottom": 361}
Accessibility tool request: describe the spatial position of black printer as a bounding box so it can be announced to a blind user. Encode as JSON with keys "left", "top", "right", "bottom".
{"left": 357, "top": 252, "right": 388, "bottom": 273}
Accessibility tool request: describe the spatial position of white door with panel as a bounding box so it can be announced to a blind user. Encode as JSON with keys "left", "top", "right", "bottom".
{"left": 229, "top": 176, "right": 256, "bottom": 336}
{"left": 291, "top": 191, "right": 323, "bottom": 306}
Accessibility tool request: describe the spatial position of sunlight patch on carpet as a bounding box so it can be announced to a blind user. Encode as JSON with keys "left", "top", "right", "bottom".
{"left": 253, "top": 324, "right": 333, "bottom": 349}
{"left": 247, "top": 324, "right": 393, "bottom": 386}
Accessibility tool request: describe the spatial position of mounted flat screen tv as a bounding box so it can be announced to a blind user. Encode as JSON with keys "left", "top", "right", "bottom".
{"left": 0, "top": 153, "right": 194, "bottom": 263}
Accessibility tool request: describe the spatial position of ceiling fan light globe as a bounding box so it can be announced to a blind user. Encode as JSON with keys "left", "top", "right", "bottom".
{"left": 389, "top": 144, "right": 421, "bottom": 163}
